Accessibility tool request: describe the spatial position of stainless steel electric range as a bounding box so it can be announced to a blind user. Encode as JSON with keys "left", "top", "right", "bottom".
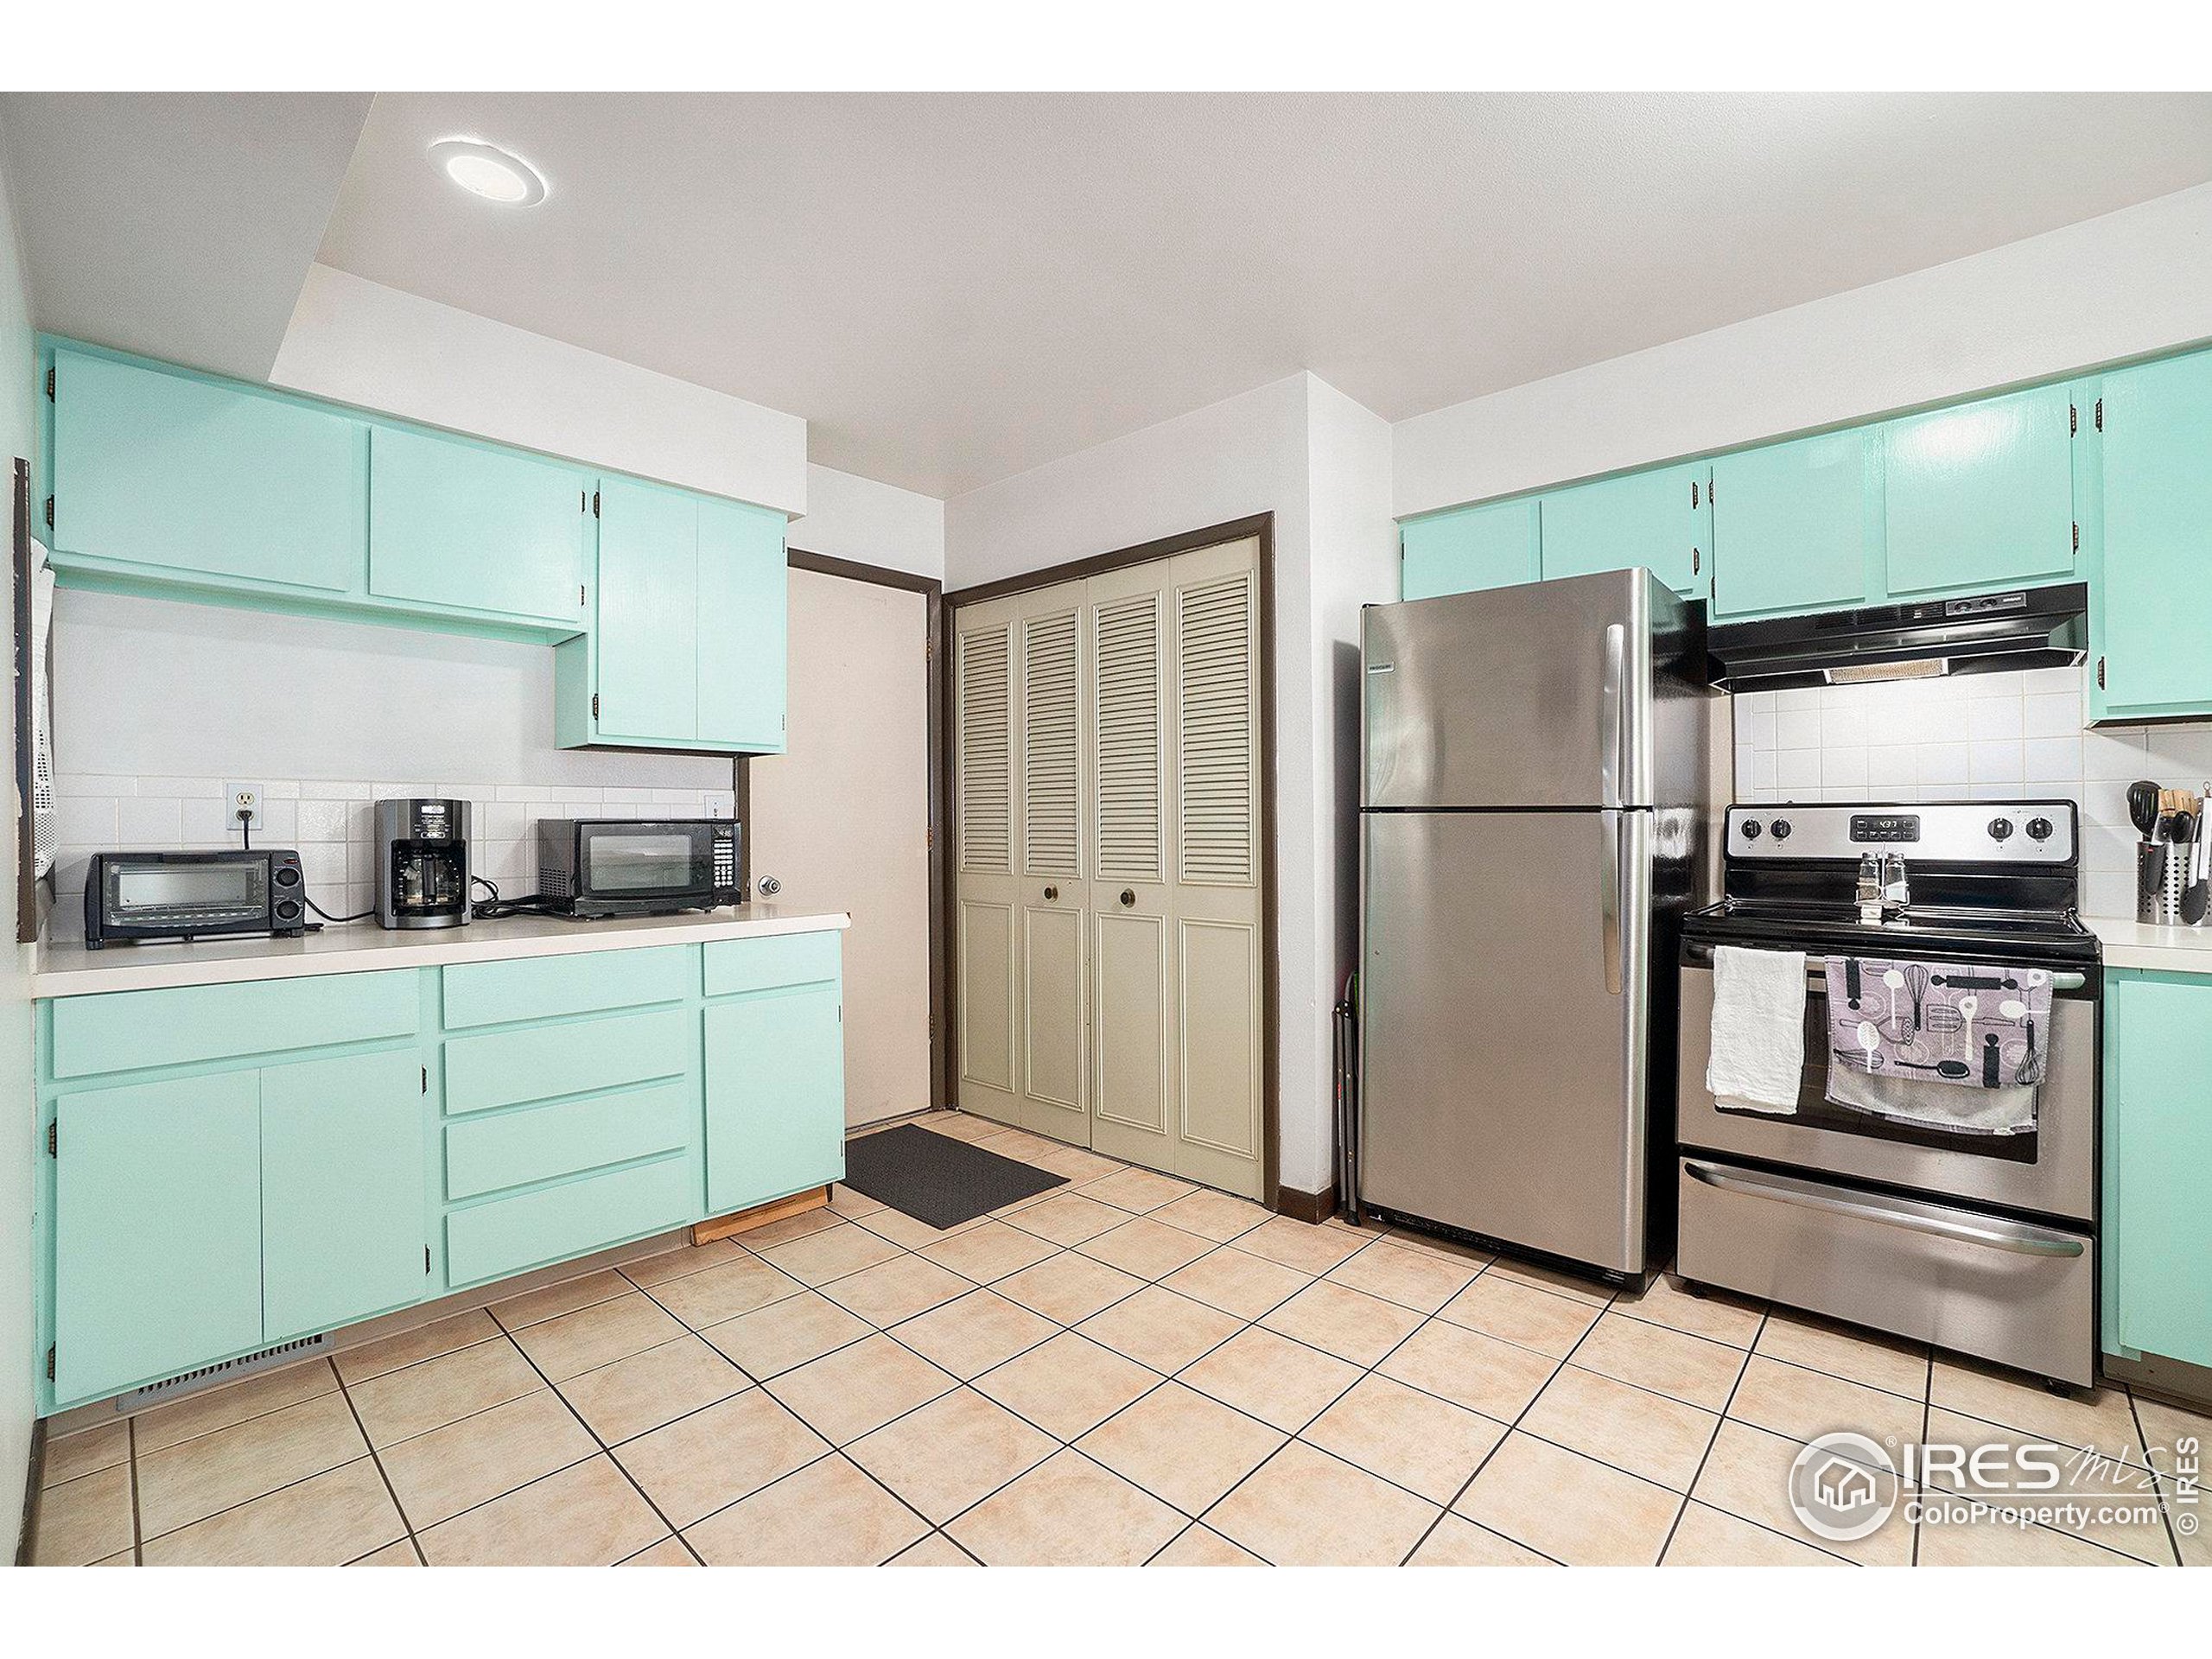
{"left": 1675, "top": 799, "right": 2101, "bottom": 1389}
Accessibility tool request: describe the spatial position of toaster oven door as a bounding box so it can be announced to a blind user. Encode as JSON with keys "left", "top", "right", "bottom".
{"left": 99, "top": 853, "right": 270, "bottom": 934}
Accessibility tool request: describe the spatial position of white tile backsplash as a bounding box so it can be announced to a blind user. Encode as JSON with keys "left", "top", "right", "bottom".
{"left": 48, "top": 774, "right": 738, "bottom": 931}
{"left": 1733, "top": 664, "right": 2212, "bottom": 920}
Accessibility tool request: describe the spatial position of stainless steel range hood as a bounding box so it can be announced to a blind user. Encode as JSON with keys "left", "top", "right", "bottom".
{"left": 1706, "top": 582, "right": 2087, "bottom": 694}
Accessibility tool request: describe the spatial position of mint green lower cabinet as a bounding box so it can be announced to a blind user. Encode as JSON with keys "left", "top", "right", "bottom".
{"left": 445, "top": 1156, "right": 697, "bottom": 1288}
{"left": 1882, "top": 383, "right": 2076, "bottom": 598}
{"left": 696, "top": 498, "right": 789, "bottom": 749}
{"left": 444, "top": 1007, "right": 693, "bottom": 1115}
{"left": 1538, "top": 463, "right": 1711, "bottom": 600}
{"left": 705, "top": 985, "right": 845, "bottom": 1214}
{"left": 2104, "top": 971, "right": 2212, "bottom": 1368}
{"left": 50, "top": 347, "right": 367, "bottom": 596}
{"left": 53, "top": 1071, "right": 264, "bottom": 1404}
{"left": 443, "top": 944, "right": 692, "bottom": 1029}
{"left": 1400, "top": 499, "right": 1540, "bottom": 601}
{"left": 261, "top": 1050, "right": 427, "bottom": 1342}
{"left": 367, "top": 427, "right": 591, "bottom": 628}
{"left": 444, "top": 1080, "right": 695, "bottom": 1201}
{"left": 2094, "top": 353, "right": 2212, "bottom": 721}
{"left": 1711, "top": 432, "right": 1872, "bottom": 620}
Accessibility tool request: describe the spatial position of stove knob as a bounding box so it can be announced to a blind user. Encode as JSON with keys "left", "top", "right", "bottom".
{"left": 1769, "top": 819, "right": 1791, "bottom": 842}
{"left": 1740, "top": 820, "right": 1761, "bottom": 840}
{"left": 2025, "top": 817, "right": 2054, "bottom": 842}
{"left": 1987, "top": 817, "right": 2015, "bottom": 842}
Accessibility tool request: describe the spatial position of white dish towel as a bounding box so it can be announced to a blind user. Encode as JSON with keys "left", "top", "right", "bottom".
{"left": 1707, "top": 945, "right": 1807, "bottom": 1116}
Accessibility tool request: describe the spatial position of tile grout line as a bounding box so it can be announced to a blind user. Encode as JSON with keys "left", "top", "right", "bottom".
{"left": 127, "top": 1414, "right": 142, "bottom": 1566}
{"left": 332, "top": 1364, "right": 427, "bottom": 1567}
{"left": 1652, "top": 1303, "right": 1777, "bottom": 1566}
{"left": 1912, "top": 1349, "right": 1931, "bottom": 1566}
{"left": 486, "top": 1298, "right": 709, "bottom": 1565}
{"left": 2128, "top": 1389, "right": 2188, "bottom": 1567}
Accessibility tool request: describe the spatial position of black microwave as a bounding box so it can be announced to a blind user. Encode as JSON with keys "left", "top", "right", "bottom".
{"left": 534, "top": 819, "right": 741, "bottom": 918}
{"left": 83, "top": 849, "right": 308, "bottom": 948}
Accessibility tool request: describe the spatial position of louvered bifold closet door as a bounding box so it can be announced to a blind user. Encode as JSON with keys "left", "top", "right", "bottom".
{"left": 952, "top": 595, "right": 1022, "bottom": 1128}
{"left": 1085, "top": 571, "right": 1175, "bottom": 1172}
{"left": 1014, "top": 592, "right": 1090, "bottom": 1142}
{"left": 1166, "top": 537, "right": 1265, "bottom": 1198}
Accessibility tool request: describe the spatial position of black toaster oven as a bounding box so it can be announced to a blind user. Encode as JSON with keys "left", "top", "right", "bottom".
{"left": 82, "top": 849, "right": 308, "bottom": 947}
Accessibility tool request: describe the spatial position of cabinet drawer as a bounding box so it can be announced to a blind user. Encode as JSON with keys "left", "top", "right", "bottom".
{"left": 445, "top": 1155, "right": 697, "bottom": 1287}
{"left": 50, "top": 970, "right": 420, "bottom": 1079}
{"left": 442, "top": 945, "right": 693, "bottom": 1028}
{"left": 702, "top": 931, "right": 842, "bottom": 998}
{"left": 444, "top": 1007, "right": 692, "bottom": 1116}
{"left": 445, "top": 1080, "right": 696, "bottom": 1201}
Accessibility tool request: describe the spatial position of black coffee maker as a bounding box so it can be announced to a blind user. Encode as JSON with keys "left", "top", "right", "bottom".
{"left": 374, "top": 798, "right": 471, "bottom": 929}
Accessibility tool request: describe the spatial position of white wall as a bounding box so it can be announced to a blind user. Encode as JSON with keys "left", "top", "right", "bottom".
{"left": 0, "top": 125, "right": 35, "bottom": 1554}
{"left": 271, "top": 264, "right": 810, "bottom": 516}
{"left": 790, "top": 464, "right": 945, "bottom": 582}
{"left": 1395, "top": 182, "right": 2212, "bottom": 518}
{"left": 946, "top": 372, "right": 1379, "bottom": 1198}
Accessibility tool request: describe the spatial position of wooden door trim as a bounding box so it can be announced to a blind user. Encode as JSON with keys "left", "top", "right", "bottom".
{"left": 941, "top": 512, "right": 1281, "bottom": 1211}
{"left": 785, "top": 545, "right": 950, "bottom": 1112}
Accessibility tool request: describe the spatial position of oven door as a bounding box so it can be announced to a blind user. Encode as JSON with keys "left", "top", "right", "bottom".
{"left": 99, "top": 853, "right": 271, "bottom": 934}
{"left": 1676, "top": 944, "right": 2095, "bottom": 1224}
{"left": 574, "top": 822, "right": 716, "bottom": 906}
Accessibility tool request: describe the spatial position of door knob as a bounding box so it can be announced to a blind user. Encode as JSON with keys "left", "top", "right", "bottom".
{"left": 1120, "top": 889, "right": 1135, "bottom": 907}
{"left": 1043, "top": 886, "right": 1058, "bottom": 901}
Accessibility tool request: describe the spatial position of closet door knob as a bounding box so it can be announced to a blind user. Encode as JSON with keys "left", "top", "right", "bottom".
{"left": 1120, "top": 889, "right": 1135, "bottom": 907}
{"left": 1043, "top": 886, "right": 1058, "bottom": 901}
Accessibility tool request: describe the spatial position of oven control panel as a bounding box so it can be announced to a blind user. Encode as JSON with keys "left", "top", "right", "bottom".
{"left": 1727, "top": 801, "right": 2075, "bottom": 864}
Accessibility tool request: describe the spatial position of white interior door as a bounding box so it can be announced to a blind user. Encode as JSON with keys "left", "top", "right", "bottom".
{"left": 1015, "top": 589, "right": 1090, "bottom": 1143}
{"left": 749, "top": 569, "right": 933, "bottom": 1126}
{"left": 952, "top": 594, "right": 1022, "bottom": 1128}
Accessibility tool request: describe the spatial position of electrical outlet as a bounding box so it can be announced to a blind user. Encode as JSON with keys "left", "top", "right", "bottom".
{"left": 224, "top": 782, "right": 264, "bottom": 832}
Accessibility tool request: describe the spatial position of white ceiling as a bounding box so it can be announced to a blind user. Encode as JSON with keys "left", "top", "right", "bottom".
{"left": 10, "top": 93, "right": 2212, "bottom": 499}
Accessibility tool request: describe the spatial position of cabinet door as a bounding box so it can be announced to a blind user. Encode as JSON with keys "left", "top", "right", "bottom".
{"left": 53, "top": 1071, "right": 263, "bottom": 1402}
{"left": 2108, "top": 975, "right": 2212, "bottom": 1367}
{"left": 1401, "top": 499, "right": 1539, "bottom": 600}
{"left": 595, "top": 477, "right": 699, "bottom": 741}
{"left": 1883, "top": 384, "right": 2075, "bottom": 596}
{"left": 696, "top": 498, "right": 788, "bottom": 749}
{"left": 2097, "top": 354, "right": 2212, "bottom": 720}
{"left": 261, "top": 1049, "right": 426, "bottom": 1341}
{"left": 1539, "top": 464, "right": 1710, "bottom": 599}
{"left": 704, "top": 986, "right": 846, "bottom": 1214}
{"left": 51, "top": 349, "right": 365, "bottom": 594}
{"left": 1711, "top": 432, "right": 1871, "bottom": 620}
{"left": 368, "top": 428, "right": 590, "bottom": 626}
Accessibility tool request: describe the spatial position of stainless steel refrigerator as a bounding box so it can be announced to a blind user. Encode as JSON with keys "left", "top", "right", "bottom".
{"left": 1358, "top": 569, "right": 1708, "bottom": 1278}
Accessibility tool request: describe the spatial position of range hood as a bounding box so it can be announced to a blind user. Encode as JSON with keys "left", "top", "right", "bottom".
{"left": 1706, "top": 582, "right": 2088, "bottom": 693}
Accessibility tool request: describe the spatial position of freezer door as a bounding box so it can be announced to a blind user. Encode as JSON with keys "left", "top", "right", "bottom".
{"left": 1359, "top": 808, "right": 1652, "bottom": 1272}
{"left": 1363, "top": 569, "right": 1694, "bottom": 810}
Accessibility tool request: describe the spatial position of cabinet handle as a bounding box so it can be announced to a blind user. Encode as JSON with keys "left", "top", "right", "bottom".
{"left": 1043, "top": 886, "right": 1058, "bottom": 901}
{"left": 1120, "top": 889, "right": 1135, "bottom": 907}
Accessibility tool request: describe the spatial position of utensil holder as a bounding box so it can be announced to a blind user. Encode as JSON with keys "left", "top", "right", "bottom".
{"left": 2139, "top": 841, "right": 2180, "bottom": 925}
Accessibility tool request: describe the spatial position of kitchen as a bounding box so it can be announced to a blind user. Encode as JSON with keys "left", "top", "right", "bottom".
{"left": 2, "top": 82, "right": 2210, "bottom": 1605}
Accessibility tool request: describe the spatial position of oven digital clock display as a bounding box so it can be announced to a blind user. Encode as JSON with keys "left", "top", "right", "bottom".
{"left": 1849, "top": 813, "right": 1921, "bottom": 843}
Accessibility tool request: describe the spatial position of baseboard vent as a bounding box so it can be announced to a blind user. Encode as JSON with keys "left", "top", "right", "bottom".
{"left": 114, "top": 1333, "right": 332, "bottom": 1413}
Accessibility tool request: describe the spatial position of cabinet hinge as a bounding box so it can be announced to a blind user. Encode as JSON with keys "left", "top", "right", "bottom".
{"left": 579, "top": 584, "right": 587, "bottom": 608}
{"left": 2072, "top": 522, "right": 2080, "bottom": 556}
{"left": 592, "top": 491, "right": 601, "bottom": 518}
{"left": 45, "top": 365, "right": 54, "bottom": 401}
{"left": 421, "top": 1065, "right": 428, "bottom": 1095}
{"left": 592, "top": 693, "right": 601, "bottom": 721}
{"left": 47, "top": 1121, "right": 56, "bottom": 1157}
{"left": 1692, "top": 547, "right": 1701, "bottom": 575}
{"left": 46, "top": 1347, "right": 54, "bottom": 1382}
{"left": 425, "top": 1247, "right": 432, "bottom": 1274}
{"left": 1690, "top": 480, "right": 1699, "bottom": 509}
{"left": 2095, "top": 397, "right": 2103, "bottom": 432}
{"left": 2069, "top": 404, "right": 2077, "bottom": 436}
{"left": 44, "top": 495, "right": 53, "bottom": 529}
{"left": 2097, "top": 656, "right": 2107, "bottom": 690}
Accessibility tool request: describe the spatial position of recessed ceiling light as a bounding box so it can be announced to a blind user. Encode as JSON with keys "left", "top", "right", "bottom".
{"left": 428, "top": 138, "right": 546, "bottom": 207}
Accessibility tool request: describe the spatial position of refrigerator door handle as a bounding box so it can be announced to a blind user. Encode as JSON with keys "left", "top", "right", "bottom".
{"left": 1599, "top": 623, "right": 1625, "bottom": 808}
{"left": 1599, "top": 808, "right": 1623, "bottom": 995}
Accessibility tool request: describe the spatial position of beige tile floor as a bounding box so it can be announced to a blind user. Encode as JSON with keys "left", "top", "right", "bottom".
{"left": 27, "top": 1112, "right": 2211, "bottom": 1567}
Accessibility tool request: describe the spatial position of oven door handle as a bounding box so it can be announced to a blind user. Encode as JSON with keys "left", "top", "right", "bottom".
{"left": 1681, "top": 946, "right": 2084, "bottom": 994}
{"left": 1682, "top": 1160, "right": 2087, "bottom": 1257}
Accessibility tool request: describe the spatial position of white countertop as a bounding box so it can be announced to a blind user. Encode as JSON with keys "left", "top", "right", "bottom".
{"left": 32, "top": 906, "right": 851, "bottom": 998}
{"left": 2085, "top": 915, "right": 2212, "bottom": 974}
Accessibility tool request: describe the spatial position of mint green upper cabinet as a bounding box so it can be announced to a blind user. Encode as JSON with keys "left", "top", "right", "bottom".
{"left": 1401, "top": 499, "right": 1540, "bottom": 601}
{"left": 53, "top": 1071, "right": 264, "bottom": 1403}
{"left": 1538, "top": 463, "right": 1711, "bottom": 600}
{"left": 1710, "top": 432, "right": 1872, "bottom": 620}
{"left": 1882, "top": 384, "right": 2075, "bottom": 598}
{"left": 50, "top": 348, "right": 366, "bottom": 594}
{"left": 261, "top": 1050, "right": 425, "bottom": 1343}
{"left": 368, "top": 428, "right": 590, "bottom": 628}
{"left": 705, "top": 982, "right": 845, "bottom": 1215}
{"left": 696, "top": 498, "right": 789, "bottom": 749}
{"left": 2094, "top": 353, "right": 2212, "bottom": 721}
{"left": 2106, "top": 972, "right": 2212, "bottom": 1368}
{"left": 595, "top": 478, "right": 701, "bottom": 741}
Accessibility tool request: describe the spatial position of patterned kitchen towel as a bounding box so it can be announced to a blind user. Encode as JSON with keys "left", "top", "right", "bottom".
{"left": 1822, "top": 956, "right": 2054, "bottom": 1092}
